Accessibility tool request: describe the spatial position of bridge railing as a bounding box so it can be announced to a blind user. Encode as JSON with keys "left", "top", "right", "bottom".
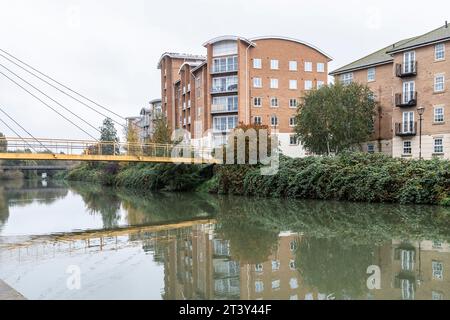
{"left": 1, "top": 137, "right": 216, "bottom": 162}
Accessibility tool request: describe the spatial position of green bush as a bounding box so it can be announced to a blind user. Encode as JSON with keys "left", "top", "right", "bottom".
{"left": 213, "top": 153, "right": 450, "bottom": 206}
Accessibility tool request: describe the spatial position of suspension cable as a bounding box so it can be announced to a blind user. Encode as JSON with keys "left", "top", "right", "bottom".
{"left": 0, "top": 48, "right": 126, "bottom": 121}
{"left": 0, "top": 70, "right": 98, "bottom": 141}
{"left": 0, "top": 51, "right": 126, "bottom": 128}
{"left": 0, "top": 106, "right": 49, "bottom": 151}
{"left": 0, "top": 117, "right": 38, "bottom": 152}
{"left": 0, "top": 62, "right": 101, "bottom": 134}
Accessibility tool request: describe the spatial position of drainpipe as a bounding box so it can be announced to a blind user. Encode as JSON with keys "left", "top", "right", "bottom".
{"left": 245, "top": 43, "right": 253, "bottom": 125}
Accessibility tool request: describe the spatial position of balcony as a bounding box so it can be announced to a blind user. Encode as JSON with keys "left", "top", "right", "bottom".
{"left": 211, "top": 104, "right": 238, "bottom": 114}
{"left": 211, "top": 84, "right": 238, "bottom": 94}
{"left": 396, "top": 62, "right": 417, "bottom": 78}
{"left": 395, "top": 122, "right": 417, "bottom": 137}
{"left": 395, "top": 92, "right": 417, "bottom": 107}
{"left": 212, "top": 56, "right": 238, "bottom": 74}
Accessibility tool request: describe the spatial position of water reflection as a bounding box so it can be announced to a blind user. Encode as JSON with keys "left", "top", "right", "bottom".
{"left": 0, "top": 181, "right": 449, "bottom": 300}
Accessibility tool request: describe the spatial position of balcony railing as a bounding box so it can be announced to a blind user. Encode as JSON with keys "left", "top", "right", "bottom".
{"left": 395, "top": 92, "right": 417, "bottom": 107}
{"left": 212, "top": 64, "right": 238, "bottom": 74}
{"left": 211, "top": 84, "right": 238, "bottom": 94}
{"left": 212, "top": 56, "right": 238, "bottom": 74}
{"left": 211, "top": 104, "right": 239, "bottom": 114}
{"left": 396, "top": 62, "right": 417, "bottom": 78}
{"left": 395, "top": 122, "right": 417, "bottom": 136}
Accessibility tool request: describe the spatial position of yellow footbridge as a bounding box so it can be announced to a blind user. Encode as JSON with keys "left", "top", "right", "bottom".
{"left": 0, "top": 137, "right": 219, "bottom": 164}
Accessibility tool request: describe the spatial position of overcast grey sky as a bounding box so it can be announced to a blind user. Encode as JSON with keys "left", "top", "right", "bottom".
{"left": 0, "top": 0, "right": 448, "bottom": 140}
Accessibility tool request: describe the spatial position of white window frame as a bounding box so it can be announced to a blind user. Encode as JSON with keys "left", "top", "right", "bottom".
{"left": 289, "top": 134, "right": 298, "bottom": 145}
{"left": 289, "top": 98, "right": 297, "bottom": 108}
{"left": 317, "top": 62, "right": 325, "bottom": 73}
{"left": 271, "top": 260, "right": 280, "bottom": 271}
{"left": 432, "top": 261, "right": 444, "bottom": 280}
{"left": 255, "top": 264, "right": 263, "bottom": 272}
{"left": 254, "top": 116, "right": 262, "bottom": 125}
{"left": 402, "top": 111, "right": 415, "bottom": 134}
{"left": 270, "top": 97, "right": 278, "bottom": 108}
{"left": 341, "top": 73, "right": 353, "bottom": 85}
{"left": 289, "top": 260, "right": 296, "bottom": 270}
{"left": 270, "top": 59, "right": 279, "bottom": 70}
{"left": 434, "top": 74, "right": 445, "bottom": 92}
{"left": 432, "top": 291, "right": 444, "bottom": 300}
{"left": 271, "top": 115, "right": 278, "bottom": 127}
{"left": 253, "top": 58, "right": 262, "bottom": 69}
{"left": 304, "top": 61, "right": 313, "bottom": 72}
{"left": 272, "top": 280, "right": 281, "bottom": 290}
{"left": 289, "top": 117, "right": 296, "bottom": 127}
{"left": 255, "top": 281, "right": 264, "bottom": 293}
{"left": 270, "top": 78, "right": 279, "bottom": 89}
{"left": 289, "top": 60, "right": 298, "bottom": 71}
{"left": 435, "top": 43, "right": 445, "bottom": 61}
{"left": 367, "top": 143, "right": 375, "bottom": 154}
{"left": 304, "top": 80, "right": 313, "bottom": 90}
{"left": 289, "top": 80, "right": 298, "bottom": 90}
{"left": 367, "top": 68, "right": 376, "bottom": 82}
{"left": 403, "top": 81, "right": 415, "bottom": 103}
{"left": 434, "top": 105, "right": 444, "bottom": 123}
{"left": 403, "top": 51, "right": 416, "bottom": 74}
{"left": 317, "top": 80, "right": 325, "bottom": 89}
{"left": 290, "top": 241, "right": 297, "bottom": 251}
{"left": 253, "top": 77, "right": 262, "bottom": 88}
{"left": 253, "top": 97, "right": 262, "bottom": 107}
{"left": 403, "top": 140, "right": 412, "bottom": 155}
{"left": 289, "top": 278, "right": 299, "bottom": 289}
{"left": 434, "top": 137, "right": 444, "bottom": 154}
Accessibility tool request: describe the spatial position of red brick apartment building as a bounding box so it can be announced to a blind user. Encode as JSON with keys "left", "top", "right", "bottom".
{"left": 331, "top": 23, "right": 450, "bottom": 159}
{"left": 157, "top": 36, "right": 332, "bottom": 158}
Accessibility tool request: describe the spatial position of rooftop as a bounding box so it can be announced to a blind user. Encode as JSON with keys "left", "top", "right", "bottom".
{"left": 157, "top": 52, "right": 206, "bottom": 69}
{"left": 386, "top": 23, "right": 450, "bottom": 53}
{"left": 330, "top": 38, "right": 415, "bottom": 75}
{"left": 330, "top": 22, "right": 450, "bottom": 76}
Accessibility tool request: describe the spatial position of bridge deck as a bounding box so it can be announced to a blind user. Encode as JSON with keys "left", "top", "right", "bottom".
{"left": 0, "top": 137, "right": 219, "bottom": 164}
{"left": 0, "top": 152, "right": 218, "bottom": 164}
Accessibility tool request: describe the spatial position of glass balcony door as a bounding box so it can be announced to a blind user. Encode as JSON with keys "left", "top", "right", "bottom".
{"left": 212, "top": 76, "right": 238, "bottom": 93}
{"left": 403, "top": 51, "right": 416, "bottom": 74}
{"left": 402, "top": 111, "right": 414, "bottom": 133}
{"left": 403, "top": 81, "right": 415, "bottom": 103}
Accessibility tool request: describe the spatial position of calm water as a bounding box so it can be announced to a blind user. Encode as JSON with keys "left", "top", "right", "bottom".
{"left": 0, "top": 179, "right": 450, "bottom": 300}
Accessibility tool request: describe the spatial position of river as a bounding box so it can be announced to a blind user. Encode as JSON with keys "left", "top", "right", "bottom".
{"left": 0, "top": 179, "right": 449, "bottom": 300}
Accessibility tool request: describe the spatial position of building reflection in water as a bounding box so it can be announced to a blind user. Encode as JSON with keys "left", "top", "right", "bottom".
{"left": 1, "top": 182, "right": 450, "bottom": 300}
{"left": 154, "top": 225, "right": 450, "bottom": 300}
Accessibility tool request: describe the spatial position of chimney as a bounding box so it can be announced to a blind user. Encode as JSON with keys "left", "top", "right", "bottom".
{"left": 446, "top": 20, "right": 448, "bottom": 28}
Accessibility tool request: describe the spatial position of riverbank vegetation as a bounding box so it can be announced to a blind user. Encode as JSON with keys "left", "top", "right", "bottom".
{"left": 62, "top": 152, "right": 450, "bottom": 206}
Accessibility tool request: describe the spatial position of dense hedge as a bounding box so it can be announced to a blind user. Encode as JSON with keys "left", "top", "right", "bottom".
{"left": 65, "top": 162, "right": 214, "bottom": 192}
{"left": 64, "top": 153, "right": 450, "bottom": 205}
{"left": 211, "top": 153, "right": 450, "bottom": 205}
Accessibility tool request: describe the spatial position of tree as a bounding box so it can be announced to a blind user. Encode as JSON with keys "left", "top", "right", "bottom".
{"left": 124, "top": 121, "right": 140, "bottom": 156}
{"left": 295, "top": 82, "right": 377, "bottom": 155}
{"left": 296, "top": 237, "right": 374, "bottom": 299}
{"left": 217, "top": 122, "right": 275, "bottom": 164}
{"left": 150, "top": 116, "right": 171, "bottom": 144}
{"left": 0, "top": 133, "right": 7, "bottom": 152}
{"left": 99, "top": 118, "right": 119, "bottom": 155}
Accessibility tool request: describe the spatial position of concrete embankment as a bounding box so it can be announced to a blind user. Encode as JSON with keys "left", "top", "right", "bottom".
{"left": 0, "top": 280, "right": 26, "bottom": 300}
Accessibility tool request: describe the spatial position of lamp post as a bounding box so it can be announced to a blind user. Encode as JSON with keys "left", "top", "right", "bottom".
{"left": 417, "top": 107, "right": 425, "bottom": 160}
